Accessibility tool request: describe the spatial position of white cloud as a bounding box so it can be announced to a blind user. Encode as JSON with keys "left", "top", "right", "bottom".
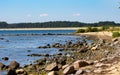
{"left": 27, "top": 14, "right": 32, "bottom": 17}
{"left": 73, "top": 13, "right": 80, "bottom": 16}
{"left": 39, "top": 13, "right": 48, "bottom": 17}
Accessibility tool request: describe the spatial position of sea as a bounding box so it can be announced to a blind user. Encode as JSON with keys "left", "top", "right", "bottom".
{"left": 0, "top": 30, "right": 86, "bottom": 67}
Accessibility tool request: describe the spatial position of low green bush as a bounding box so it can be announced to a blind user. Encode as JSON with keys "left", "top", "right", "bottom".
{"left": 75, "top": 29, "right": 85, "bottom": 33}
{"left": 112, "top": 32, "right": 120, "bottom": 38}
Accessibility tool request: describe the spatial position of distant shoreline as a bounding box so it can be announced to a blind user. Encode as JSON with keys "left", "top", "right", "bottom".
{"left": 0, "top": 27, "right": 84, "bottom": 30}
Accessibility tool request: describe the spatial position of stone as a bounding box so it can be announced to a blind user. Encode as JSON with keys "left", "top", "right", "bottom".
{"left": 48, "top": 71, "right": 58, "bottom": 75}
{"left": 112, "top": 38, "right": 118, "bottom": 42}
{"left": 2, "top": 57, "right": 9, "bottom": 61}
{"left": 91, "top": 46, "right": 98, "bottom": 50}
{"left": 95, "top": 63, "right": 111, "bottom": 68}
{"left": 45, "top": 62, "right": 58, "bottom": 71}
{"left": 93, "top": 68, "right": 102, "bottom": 73}
{"left": 16, "top": 69, "right": 27, "bottom": 75}
{"left": 0, "top": 62, "right": 6, "bottom": 70}
{"left": 35, "top": 58, "right": 46, "bottom": 65}
{"left": 63, "top": 66, "right": 75, "bottom": 75}
{"left": 73, "top": 60, "right": 89, "bottom": 69}
{"left": 62, "top": 64, "right": 69, "bottom": 70}
{"left": 9, "top": 61, "right": 20, "bottom": 70}
{"left": 75, "top": 69, "right": 84, "bottom": 75}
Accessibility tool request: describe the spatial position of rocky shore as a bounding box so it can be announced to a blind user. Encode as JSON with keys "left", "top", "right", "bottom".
{"left": 1, "top": 32, "right": 120, "bottom": 75}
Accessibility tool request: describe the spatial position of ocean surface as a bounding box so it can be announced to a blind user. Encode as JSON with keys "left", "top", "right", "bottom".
{"left": 0, "top": 30, "right": 85, "bottom": 66}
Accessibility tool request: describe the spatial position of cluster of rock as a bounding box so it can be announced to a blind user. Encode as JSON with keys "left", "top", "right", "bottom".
{"left": 1, "top": 36, "right": 120, "bottom": 75}
{"left": 0, "top": 60, "right": 27, "bottom": 75}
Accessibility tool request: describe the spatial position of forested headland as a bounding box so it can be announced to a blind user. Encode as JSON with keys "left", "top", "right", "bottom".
{"left": 0, "top": 21, "right": 120, "bottom": 28}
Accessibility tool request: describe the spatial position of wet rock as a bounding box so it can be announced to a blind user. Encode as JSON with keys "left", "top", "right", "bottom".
{"left": 48, "top": 71, "right": 58, "bottom": 75}
{"left": 59, "top": 49, "right": 64, "bottom": 51}
{"left": 27, "top": 54, "right": 42, "bottom": 57}
{"left": 27, "top": 50, "right": 31, "bottom": 52}
{"left": 16, "top": 69, "right": 27, "bottom": 75}
{"left": 52, "top": 43, "right": 63, "bottom": 48}
{"left": 73, "top": 60, "right": 89, "bottom": 69}
{"left": 9, "top": 61, "right": 20, "bottom": 70}
{"left": 57, "top": 53, "right": 62, "bottom": 56}
{"left": 2, "top": 57, "right": 9, "bottom": 61}
{"left": 63, "top": 65, "right": 75, "bottom": 75}
{"left": 45, "top": 62, "right": 58, "bottom": 71}
{"left": 0, "top": 62, "right": 6, "bottom": 70}
{"left": 45, "top": 54, "right": 50, "bottom": 57}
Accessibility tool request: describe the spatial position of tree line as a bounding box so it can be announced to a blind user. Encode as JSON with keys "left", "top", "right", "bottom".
{"left": 0, "top": 21, "right": 120, "bottom": 28}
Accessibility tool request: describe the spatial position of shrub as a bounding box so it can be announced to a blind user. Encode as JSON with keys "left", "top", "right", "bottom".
{"left": 112, "top": 32, "right": 120, "bottom": 38}
{"left": 75, "top": 29, "right": 85, "bottom": 33}
{"left": 91, "top": 27, "right": 99, "bottom": 32}
{"left": 101, "top": 26, "right": 110, "bottom": 31}
{"left": 86, "top": 27, "right": 92, "bottom": 32}
{"left": 86, "top": 27, "right": 99, "bottom": 32}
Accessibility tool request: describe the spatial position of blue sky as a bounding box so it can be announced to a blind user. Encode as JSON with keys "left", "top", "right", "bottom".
{"left": 0, "top": 0, "right": 120, "bottom": 23}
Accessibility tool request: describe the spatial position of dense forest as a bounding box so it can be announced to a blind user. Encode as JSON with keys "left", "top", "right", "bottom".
{"left": 0, "top": 21, "right": 120, "bottom": 28}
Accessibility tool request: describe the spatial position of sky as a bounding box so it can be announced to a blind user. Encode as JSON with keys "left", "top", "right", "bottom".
{"left": 0, "top": 0, "right": 120, "bottom": 23}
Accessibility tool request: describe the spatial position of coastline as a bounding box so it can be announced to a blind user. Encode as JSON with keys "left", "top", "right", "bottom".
{"left": 0, "top": 27, "right": 85, "bottom": 30}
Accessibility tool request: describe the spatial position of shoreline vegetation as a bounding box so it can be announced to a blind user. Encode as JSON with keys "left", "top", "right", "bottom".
{"left": 1, "top": 27, "right": 120, "bottom": 75}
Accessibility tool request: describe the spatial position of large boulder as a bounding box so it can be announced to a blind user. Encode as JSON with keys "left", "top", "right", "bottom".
{"left": 0, "top": 62, "right": 6, "bottom": 70}
{"left": 48, "top": 71, "right": 58, "bottom": 75}
{"left": 63, "top": 66, "right": 75, "bottom": 75}
{"left": 45, "top": 62, "right": 58, "bottom": 71}
{"left": 9, "top": 61, "right": 20, "bottom": 70}
{"left": 73, "top": 60, "right": 89, "bottom": 69}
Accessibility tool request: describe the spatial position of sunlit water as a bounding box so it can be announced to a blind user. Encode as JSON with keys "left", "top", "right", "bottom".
{"left": 0, "top": 30, "right": 86, "bottom": 66}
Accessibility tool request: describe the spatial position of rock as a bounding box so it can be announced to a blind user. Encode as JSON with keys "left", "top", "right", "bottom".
{"left": 2, "top": 57, "right": 9, "bottom": 61}
{"left": 75, "top": 69, "right": 84, "bottom": 75}
{"left": 63, "top": 66, "right": 75, "bottom": 75}
{"left": 16, "top": 69, "right": 27, "bottom": 75}
{"left": 35, "top": 58, "right": 46, "bottom": 65}
{"left": 45, "top": 54, "right": 50, "bottom": 57}
{"left": 93, "top": 68, "right": 102, "bottom": 73}
{"left": 57, "top": 57, "right": 66, "bottom": 65}
{"left": 48, "top": 71, "right": 58, "bottom": 75}
{"left": 62, "top": 64, "right": 69, "bottom": 70}
{"left": 52, "top": 43, "right": 63, "bottom": 48}
{"left": 7, "top": 69, "right": 17, "bottom": 75}
{"left": 27, "top": 50, "right": 31, "bottom": 52}
{"left": 78, "top": 47, "right": 88, "bottom": 53}
{"left": 95, "top": 63, "right": 111, "bottom": 68}
{"left": 9, "top": 61, "right": 20, "bottom": 70}
{"left": 27, "top": 54, "right": 42, "bottom": 56}
{"left": 0, "top": 62, "right": 6, "bottom": 70}
{"left": 45, "top": 62, "right": 58, "bottom": 71}
{"left": 112, "top": 38, "right": 118, "bottom": 42}
{"left": 91, "top": 45, "right": 98, "bottom": 50}
{"left": 73, "top": 60, "right": 89, "bottom": 69}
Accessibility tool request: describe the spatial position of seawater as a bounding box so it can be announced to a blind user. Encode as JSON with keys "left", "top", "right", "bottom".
{"left": 0, "top": 30, "right": 84, "bottom": 66}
